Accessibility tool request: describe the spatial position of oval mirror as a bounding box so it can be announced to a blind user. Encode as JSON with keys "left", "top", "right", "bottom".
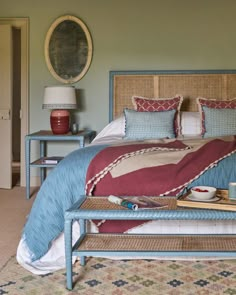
{"left": 44, "top": 15, "right": 93, "bottom": 84}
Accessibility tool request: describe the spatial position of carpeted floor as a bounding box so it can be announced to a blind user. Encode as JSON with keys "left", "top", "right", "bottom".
{"left": 0, "top": 186, "right": 36, "bottom": 268}
{"left": 1, "top": 257, "right": 236, "bottom": 295}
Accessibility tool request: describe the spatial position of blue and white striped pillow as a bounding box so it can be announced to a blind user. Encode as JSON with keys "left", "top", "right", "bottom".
{"left": 123, "top": 108, "right": 176, "bottom": 140}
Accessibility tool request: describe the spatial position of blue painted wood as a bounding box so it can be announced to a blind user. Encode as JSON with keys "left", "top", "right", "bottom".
{"left": 25, "top": 130, "right": 96, "bottom": 199}
{"left": 79, "top": 219, "right": 86, "bottom": 266}
{"left": 64, "top": 196, "right": 236, "bottom": 290}
{"left": 109, "top": 69, "right": 236, "bottom": 121}
{"left": 64, "top": 219, "right": 73, "bottom": 290}
{"left": 66, "top": 207, "right": 236, "bottom": 222}
{"left": 25, "top": 136, "right": 31, "bottom": 200}
{"left": 72, "top": 250, "right": 236, "bottom": 257}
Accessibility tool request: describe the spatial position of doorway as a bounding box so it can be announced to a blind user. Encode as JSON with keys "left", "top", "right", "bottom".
{"left": 12, "top": 27, "right": 21, "bottom": 186}
{"left": 0, "top": 18, "right": 29, "bottom": 188}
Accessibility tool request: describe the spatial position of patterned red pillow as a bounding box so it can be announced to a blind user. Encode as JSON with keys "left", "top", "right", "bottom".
{"left": 197, "top": 97, "right": 236, "bottom": 135}
{"left": 132, "top": 95, "right": 183, "bottom": 135}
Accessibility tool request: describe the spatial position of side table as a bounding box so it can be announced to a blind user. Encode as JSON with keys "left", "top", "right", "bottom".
{"left": 64, "top": 196, "right": 236, "bottom": 290}
{"left": 25, "top": 130, "right": 96, "bottom": 199}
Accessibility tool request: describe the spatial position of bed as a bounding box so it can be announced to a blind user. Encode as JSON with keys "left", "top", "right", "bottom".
{"left": 17, "top": 70, "right": 236, "bottom": 274}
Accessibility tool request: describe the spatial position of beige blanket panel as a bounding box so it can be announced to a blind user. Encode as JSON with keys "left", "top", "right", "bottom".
{"left": 110, "top": 136, "right": 234, "bottom": 178}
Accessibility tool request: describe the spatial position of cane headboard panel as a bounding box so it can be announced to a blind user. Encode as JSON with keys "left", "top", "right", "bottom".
{"left": 109, "top": 70, "right": 236, "bottom": 120}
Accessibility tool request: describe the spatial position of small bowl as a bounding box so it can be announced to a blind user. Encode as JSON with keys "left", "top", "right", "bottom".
{"left": 191, "top": 186, "right": 216, "bottom": 200}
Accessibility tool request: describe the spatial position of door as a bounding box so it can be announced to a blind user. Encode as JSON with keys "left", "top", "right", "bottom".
{"left": 0, "top": 24, "right": 13, "bottom": 188}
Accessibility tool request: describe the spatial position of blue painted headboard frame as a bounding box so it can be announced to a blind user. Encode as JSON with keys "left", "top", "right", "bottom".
{"left": 109, "top": 69, "right": 236, "bottom": 122}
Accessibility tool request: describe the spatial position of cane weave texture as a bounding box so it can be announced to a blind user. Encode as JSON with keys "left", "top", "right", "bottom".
{"left": 112, "top": 73, "right": 236, "bottom": 119}
{"left": 78, "top": 234, "right": 236, "bottom": 252}
{"left": 79, "top": 197, "right": 177, "bottom": 210}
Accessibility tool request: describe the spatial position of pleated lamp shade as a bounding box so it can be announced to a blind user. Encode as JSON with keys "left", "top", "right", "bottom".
{"left": 43, "top": 86, "right": 77, "bottom": 134}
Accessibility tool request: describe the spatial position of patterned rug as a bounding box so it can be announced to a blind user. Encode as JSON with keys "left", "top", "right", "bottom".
{"left": 1, "top": 257, "right": 236, "bottom": 295}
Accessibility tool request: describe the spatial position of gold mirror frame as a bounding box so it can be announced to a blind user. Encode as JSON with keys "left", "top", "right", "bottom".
{"left": 44, "top": 15, "right": 93, "bottom": 84}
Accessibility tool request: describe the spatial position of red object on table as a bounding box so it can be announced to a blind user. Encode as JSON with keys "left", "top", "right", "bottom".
{"left": 50, "top": 109, "right": 70, "bottom": 134}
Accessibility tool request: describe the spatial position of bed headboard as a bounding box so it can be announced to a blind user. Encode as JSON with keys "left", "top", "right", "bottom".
{"left": 109, "top": 70, "right": 236, "bottom": 121}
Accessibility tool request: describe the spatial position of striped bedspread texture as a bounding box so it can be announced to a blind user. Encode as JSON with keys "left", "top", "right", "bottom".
{"left": 22, "top": 136, "right": 236, "bottom": 262}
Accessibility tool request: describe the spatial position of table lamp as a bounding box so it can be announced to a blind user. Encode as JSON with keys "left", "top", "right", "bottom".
{"left": 43, "top": 86, "right": 77, "bottom": 134}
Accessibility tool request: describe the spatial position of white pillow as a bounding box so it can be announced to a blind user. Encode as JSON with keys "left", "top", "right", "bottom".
{"left": 93, "top": 116, "right": 125, "bottom": 141}
{"left": 180, "top": 112, "right": 201, "bottom": 135}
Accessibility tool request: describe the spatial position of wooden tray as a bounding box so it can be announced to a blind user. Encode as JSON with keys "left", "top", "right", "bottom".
{"left": 177, "top": 189, "right": 236, "bottom": 211}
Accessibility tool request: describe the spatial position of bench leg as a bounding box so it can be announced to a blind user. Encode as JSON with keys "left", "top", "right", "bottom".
{"left": 80, "top": 219, "right": 86, "bottom": 266}
{"left": 65, "top": 219, "right": 73, "bottom": 290}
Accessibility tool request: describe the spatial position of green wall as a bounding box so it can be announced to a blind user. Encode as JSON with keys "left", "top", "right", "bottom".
{"left": 2, "top": 0, "right": 236, "bottom": 134}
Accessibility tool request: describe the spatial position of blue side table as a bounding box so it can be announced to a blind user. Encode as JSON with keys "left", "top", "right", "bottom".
{"left": 25, "top": 130, "right": 96, "bottom": 199}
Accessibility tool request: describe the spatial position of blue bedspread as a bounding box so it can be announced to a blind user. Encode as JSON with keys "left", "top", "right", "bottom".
{"left": 184, "top": 153, "right": 236, "bottom": 193}
{"left": 23, "top": 144, "right": 107, "bottom": 261}
{"left": 22, "top": 141, "right": 236, "bottom": 262}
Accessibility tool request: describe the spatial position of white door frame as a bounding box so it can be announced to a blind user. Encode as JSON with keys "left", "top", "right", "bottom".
{"left": 0, "top": 18, "right": 29, "bottom": 187}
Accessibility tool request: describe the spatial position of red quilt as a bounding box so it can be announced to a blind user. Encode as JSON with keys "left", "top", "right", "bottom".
{"left": 85, "top": 137, "right": 236, "bottom": 233}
